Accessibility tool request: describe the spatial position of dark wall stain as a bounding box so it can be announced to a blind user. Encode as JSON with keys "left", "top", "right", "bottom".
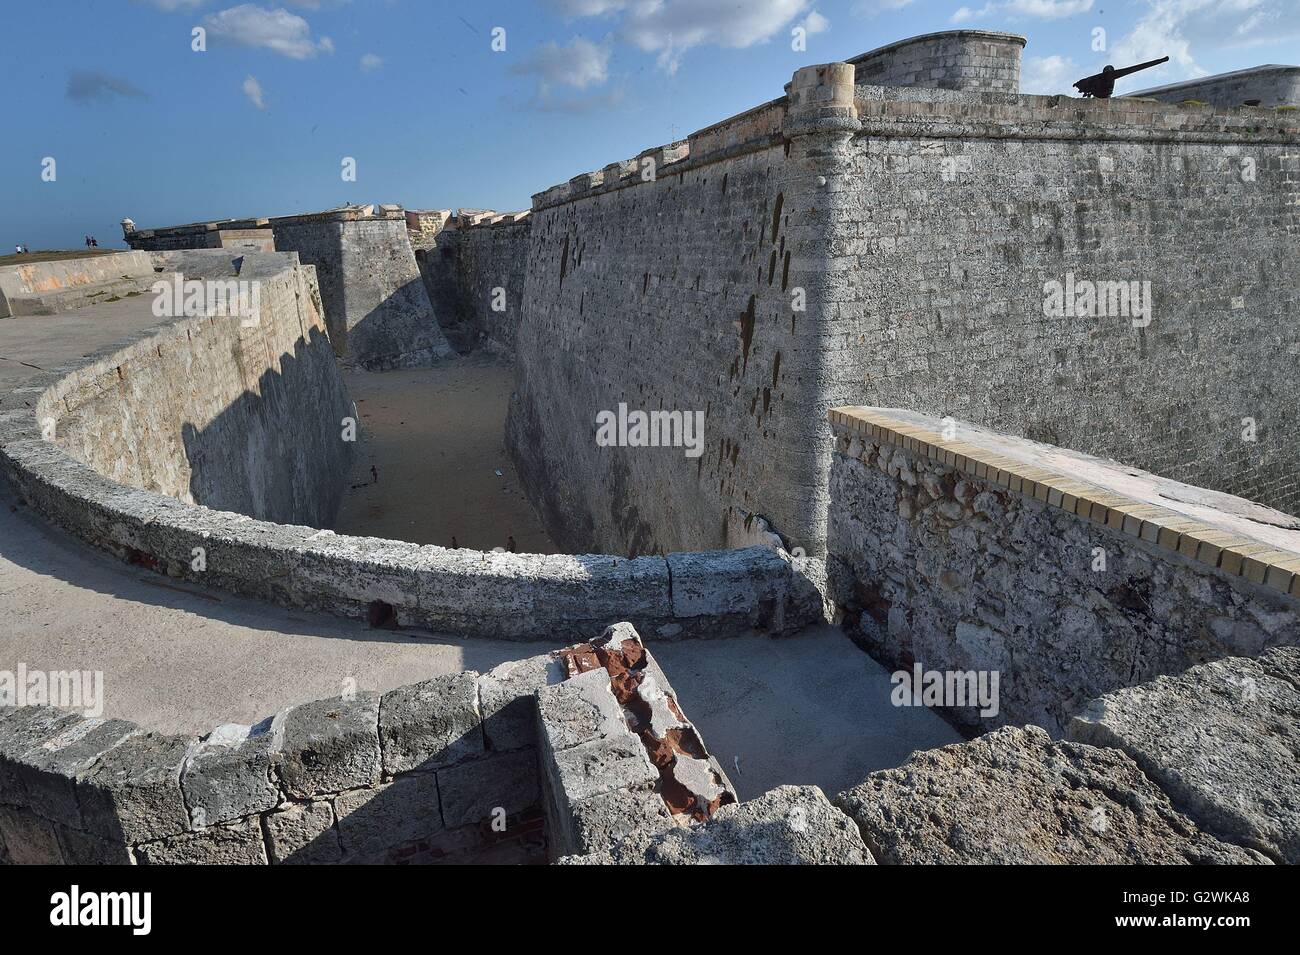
{"left": 739, "top": 294, "right": 756, "bottom": 375}
{"left": 771, "top": 192, "right": 784, "bottom": 243}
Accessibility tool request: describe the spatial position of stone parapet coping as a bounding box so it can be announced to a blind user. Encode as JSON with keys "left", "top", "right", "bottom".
{"left": 829, "top": 406, "right": 1300, "bottom": 600}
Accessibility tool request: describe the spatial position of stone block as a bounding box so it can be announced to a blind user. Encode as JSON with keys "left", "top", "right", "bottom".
{"left": 546, "top": 736, "right": 657, "bottom": 805}
{"left": 334, "top": 773, "right": 444, "bottom": 860}
{"left": 54, "top": 825, "right": 132, "bottom": 865}
{"left": 271, "top": 692, "right": 381, "bottom": 798}
{"left": 476, "top": 653, "right": 563, "bottom": 751}
{"left": 13, "top": 717, "right": 139, "bottom": 828}
{"left": 379, "top": 672, "right": 483, "bottom": 775}
{"left": 0, "top": 806, "right": 64, "bottom": 863}
{"left": 569, "top": 787, "right": 674, "bottom": 855}
{"left": 436, "top": 749, "right": 539, "bottom": 828}
{"left": 263, "top": 801, "right": 342, "bottom": 864}
{"left": 834, "top": 726, "right": 1270, "bottom": 864}
{"left": 135, "top": 818, "right": 267, "bottom": 865}
{"left": 1067, "top": 646, "right": 1300, "bottom": 864}
{"left": 535, "top": 667, "right": 629, "bottom": 751}
{"left": 182, "top": 722, "right": 279, "bottom": 827}
{"left": 78, "top": 732, "right": 192, "bottom": 843}
{"left": 564, "top": 786, "right": 872, "bottom": 865}
{"left": 0, "top": 706, "right": 86, "bottom": 806}
{"left": 666, "top": 547, "right": 789, "bottom": 620}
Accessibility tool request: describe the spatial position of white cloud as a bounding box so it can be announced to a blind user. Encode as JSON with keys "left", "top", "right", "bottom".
{"left": 242, "top": 74, "right": 267, "bottom": 108}
{"left": 951, "top": 0, "right": 1092, "bottom": 23}
{"left": 511, "top": 36, "right": 611, "bottom": 92}
{"left": 1020, "top": 54, "right": 1079, "bottom": 93}
{"left": 798, "top": 10, "right": 831, "bottom": 35}
{"left": 1003, "top": 0, "right": 1094, "bottom": 18}
{"left": 1109, "top": 0, "right": 1298, "bottom": 87}
{"left": 132, "top": 0, "right": 205, "bottom": 10}
{"left": 359, "top": 52, "right": 383, "bottom": 72}
{"left": 851, "top": 0, "right": 914, "bottom": 15}
{"left": 553, "top": 0, "right": 811, "bottom": 74}
{"left": 202, "top": 4, "right": 334, "bottom": 59}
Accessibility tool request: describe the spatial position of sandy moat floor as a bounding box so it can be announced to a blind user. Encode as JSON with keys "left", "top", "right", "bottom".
{"left": 333, "top": 356, "right": 557, "bottom": 554}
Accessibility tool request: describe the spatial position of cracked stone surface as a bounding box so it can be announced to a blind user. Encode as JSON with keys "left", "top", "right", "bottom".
{"left": 562, "top": 785, "right": 873, "bottom": 865}
{"left": 1068, "top": 646, "right": 1300, "bottom": 864}
{"left": 835, "top": 726, "right": 1271, "bottom": 864}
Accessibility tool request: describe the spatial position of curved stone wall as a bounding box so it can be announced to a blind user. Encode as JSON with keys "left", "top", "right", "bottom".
{"left": 0, "top": 255, "right": 824, "bottom": 641}
{"left": 847, "top": 30, "right": 1025, "bottom": 93}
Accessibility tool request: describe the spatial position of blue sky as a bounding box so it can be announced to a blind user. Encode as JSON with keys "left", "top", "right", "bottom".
{"left": 2, "top": 0, "right": 1297, "bottom": 251}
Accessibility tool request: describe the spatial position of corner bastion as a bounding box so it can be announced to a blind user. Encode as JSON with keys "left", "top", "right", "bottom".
{"left": 847, "top": 29, "right": 1026, "bottom": 93}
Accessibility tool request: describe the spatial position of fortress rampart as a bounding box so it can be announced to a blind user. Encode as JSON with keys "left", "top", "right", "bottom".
{"left": 124, "top": 206, "right": 452, "bottom": 371}
{"left": 505, "top": 59, "right": 1300, "bottom": 557}
{"left": 847, "top": 29, "right": 1025, "bottom": 93}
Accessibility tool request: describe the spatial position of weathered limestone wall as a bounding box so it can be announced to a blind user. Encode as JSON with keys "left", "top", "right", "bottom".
{"left": 848, "top": 30, "right": 1025, "bottom": 93}
{"left": 415, "top": 213, "right": 530, "bottom": 356}
{"left": 269, "top": 207, "right": 453, "bottom": 371}
{"left": 0, "top": 252, "right": 156, "bottom": 318}
{"left": 39, "top": 253, "right": 355, "bottom": 529}
{"left": 826, "top": 407, "right": 1300, "bottom": 735}
{"left": 0, "top": 655, "right": 557, "bottom": 864}
{"left": 506, "top": 70, "right": 851, "bottom": 556}
{"left": 835, "top": 86, "right": 1300, "bottom": 514}
{"left": 1130, "top": 65, "right": 1300, "bottom": 108}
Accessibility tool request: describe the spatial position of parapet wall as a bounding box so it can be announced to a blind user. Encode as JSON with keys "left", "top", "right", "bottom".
{"left": 848, "top": 30, "right": 1025, "bottom": 93}
{"left": 826, "top": 407, "right": 1300, "bottom": 734}
{"left": 0, "top": 653, "right": 557, "bottom": 863}
{"left": 1130, "top": 64, "right": 1300, "bottom": 108}
{"left": 32, "top": 253, "right": 356, "bottom": 528}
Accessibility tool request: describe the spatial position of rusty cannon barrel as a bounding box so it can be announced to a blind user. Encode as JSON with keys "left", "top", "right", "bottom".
{"left": 1073, "top": 56, "right": 1170, "bottom": 98}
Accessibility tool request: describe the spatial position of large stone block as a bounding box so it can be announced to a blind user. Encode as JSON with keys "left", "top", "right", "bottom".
{"left": 1067, "top": 646, "right": 1300, "bottom": 864}
{"left": 665, "top": 547, "right": 789, "bottom": 622}
{"left": 135, "top": 818, "right": 267, "bottom": 865}
{"left": 334, "top": 773, "right": 444, "bottom": 861}
{"left": 263, "top": 801, "right": 342, "bottom": 864}
{"left": 436, "top": 750, "right": 539, "bottom": 829}
{"left": 564, "top": 786, "right": 873, "bottom": 865}
{"left": 379, "top": 672, "right": 483, "bottom": 775}
{"left": 535, "top": 667, "right": 630, "bottom": 751}
{"left": 12, "top": 717, "right": 139, "bottom": 828}
{"left": 78, "top": 732, "right": 192, "bottom": 844}
{"left": 182, "top": 722, "right": 279, "bottom": 827}
{"left": 271, "top": 693, "right": 381, "bottom": 798}
{"left": 476, "top": 653, "right": 563, "bottom": 751}
{"left": 834, "top": 726, "right": 1270, "bottom": 864}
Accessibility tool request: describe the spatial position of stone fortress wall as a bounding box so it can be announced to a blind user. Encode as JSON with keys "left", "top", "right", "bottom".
{"left": 125, "top": 206, "right": 453, "bottom": 371}
{"left": 0, "top": 253, "right": 826, "bottom": 641}
{"left": 1129, "top": 64, "right": 1300, "bottom": 108}
{"left": 503, "top": 42, "right": 1300, "bottom": 559}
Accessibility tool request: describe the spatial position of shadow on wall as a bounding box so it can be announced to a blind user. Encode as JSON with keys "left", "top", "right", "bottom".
{"left": 180, "top": 325, "right": 355, "bottom": 529}
{"left": 273, "top": 720, "right": 545, "bottom": 864}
